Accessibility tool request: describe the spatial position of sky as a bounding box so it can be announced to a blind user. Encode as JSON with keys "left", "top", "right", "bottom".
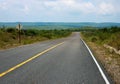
{"left": 0, "top": 0, "right": 120, "bottom": 22}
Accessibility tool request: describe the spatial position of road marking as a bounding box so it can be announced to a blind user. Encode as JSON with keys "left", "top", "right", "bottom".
{"left": 80, "top": 38, "right": 110, "bottom": 84}
{"left": 0, "top": 42, "right": 64, "bottom": 77}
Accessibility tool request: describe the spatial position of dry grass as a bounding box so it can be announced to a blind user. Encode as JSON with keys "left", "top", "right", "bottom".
{"left": 81, "top": 27, "right": 120, "bottom": 83}
{"left": 0, "top": 28, "right": 71, "bottom": 50}
{"left": 81, "top": 33, "right": 120, "bottom": 84}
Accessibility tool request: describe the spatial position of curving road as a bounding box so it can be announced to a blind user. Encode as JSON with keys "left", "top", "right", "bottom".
{"left": 0, "top": 32, "right": 113, "bottom": 84}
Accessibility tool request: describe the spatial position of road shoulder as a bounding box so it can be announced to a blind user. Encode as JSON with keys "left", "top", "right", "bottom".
{"left": 81, "top": 33, "right": 120, "bottom": 84}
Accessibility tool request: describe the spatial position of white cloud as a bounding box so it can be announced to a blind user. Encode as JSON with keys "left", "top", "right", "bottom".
{"left": 98, "top": 2, "right": 115, "bottom": 15}
{"left": 0, "top": 0, "right": 119, "bottom": 22}
{"left": 0, "top": 2, "right": 7, "bottom": 10}
{"left": 0, "top": 0, "right": 118, "bottom": 15}
{"left": 43, "top": 0, "right": 96, "bottom": 14}
{"left": 22, "top": 5, "right": 30, "bottom": 14}
{"left": 41, "top": 0, "right": 117, "bottom": 15}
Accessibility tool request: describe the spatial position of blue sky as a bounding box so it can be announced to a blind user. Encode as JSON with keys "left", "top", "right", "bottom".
{"left": 0, "top": 0, "right": 120, "bottom": 22}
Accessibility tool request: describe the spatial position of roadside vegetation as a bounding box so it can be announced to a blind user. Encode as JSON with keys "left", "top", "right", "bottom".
{"left": 0, "top": 28, "right": 71, "bottom": 49}
{"left": 81, "top": 26, "right": 120, "bottom": 84}
{"left": 81, "top": 26, "right": 120, "bottom": 50}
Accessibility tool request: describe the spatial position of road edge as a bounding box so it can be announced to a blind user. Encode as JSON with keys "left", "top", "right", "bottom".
{"left": 80, "top": 37, "right": 110, "bottom": 84}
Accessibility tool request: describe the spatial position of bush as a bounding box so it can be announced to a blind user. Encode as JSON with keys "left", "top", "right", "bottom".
{"left": 0, "top": 28, "right": 72, "bottom": 49}
{"left": 82, "top": 26, "right": 120, "bottom": 49}
{"left": 91, "top": 37, "right": 98, "bottom": 42}
{"left": 6, "top": 28, "right": 16, "bottom": 33}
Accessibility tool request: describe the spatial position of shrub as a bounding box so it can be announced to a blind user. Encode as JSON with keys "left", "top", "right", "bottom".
{"left": 82, "top": 26, "right": 120, "bottom": 49}
{"left": 6, "top": 28, "right": 16, "bottom": 33}
{"left": 91, "top": 37, "right": 98, "bottom": 42}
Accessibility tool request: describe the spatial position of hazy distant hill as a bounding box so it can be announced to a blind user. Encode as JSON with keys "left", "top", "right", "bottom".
{"left": 0, "top": 22, "right": 120, "bottom": 29}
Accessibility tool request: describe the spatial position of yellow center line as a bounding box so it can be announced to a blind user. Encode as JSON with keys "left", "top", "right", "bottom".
{"left": 0, "top": 42, "right": 64, "bottom": 77}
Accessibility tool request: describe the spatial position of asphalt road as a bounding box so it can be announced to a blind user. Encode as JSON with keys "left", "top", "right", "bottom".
{"left": 0, "top": 32, "right": 113, "bottom": 84}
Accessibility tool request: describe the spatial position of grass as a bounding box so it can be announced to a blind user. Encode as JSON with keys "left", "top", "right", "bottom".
{"left": 81, "top": 26, "right": 120, "bottom": 50}
{"left": 81, "top": 26, "right": 120, "bottom": 84}
{"left": 0, "top": 28, "right": 71, "bottom": 49}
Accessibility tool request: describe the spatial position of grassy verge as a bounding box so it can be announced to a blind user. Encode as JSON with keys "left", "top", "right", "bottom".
{"left": 0, "top": 28, "right": 71, "bottom": 50}
{"left": 81, "top": 27, "right": 120, "bottom": 84}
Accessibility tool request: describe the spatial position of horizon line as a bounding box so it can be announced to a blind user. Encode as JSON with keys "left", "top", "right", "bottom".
{"left": 0, "top": 21, "right": 120, "bottom": 23}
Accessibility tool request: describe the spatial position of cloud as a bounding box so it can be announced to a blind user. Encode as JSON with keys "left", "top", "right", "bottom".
{"left": 39, "top": 0, "right": 96, "bottom": 17}
{"left": 0, "top": 0, "right": 120, "bottom": 22}
{"left": 98, "top": 2, "right": 115, "bottom": 15}
{"left": 0, "top": 2, "right": 7, "bottom": 10}
{"left": 40, "top": 0, "right": 118, "bottom": 15}
{"left": 0, "top": 0, "right": 118, "bottom": 15}
{"left": 21, "top": 5, "right": 30, "bottom": 14}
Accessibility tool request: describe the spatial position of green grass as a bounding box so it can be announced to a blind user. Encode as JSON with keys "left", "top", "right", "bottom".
{"left": 0, "top": 28, "right": 71, "bottom": 49}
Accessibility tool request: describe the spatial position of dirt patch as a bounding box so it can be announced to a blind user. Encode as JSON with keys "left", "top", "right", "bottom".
{"left": 87, "top": 42, "right": 120, "bottom": 84}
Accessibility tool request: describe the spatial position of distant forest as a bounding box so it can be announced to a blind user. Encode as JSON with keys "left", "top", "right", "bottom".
{"left": 0, "top": 22, "right": 120, "bottom": 30}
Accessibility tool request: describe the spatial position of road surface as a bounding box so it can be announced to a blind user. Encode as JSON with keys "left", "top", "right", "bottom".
{"left": 0, "top": 32, "right": 113, "bottom": 84}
